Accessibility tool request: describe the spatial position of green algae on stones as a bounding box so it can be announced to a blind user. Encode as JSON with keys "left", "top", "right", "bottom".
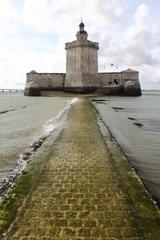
{"left": 0, "top": 136, "right": 56, "bottom": 237}
{"left": 96, "top": 107, "right": 160, "bottom": 240}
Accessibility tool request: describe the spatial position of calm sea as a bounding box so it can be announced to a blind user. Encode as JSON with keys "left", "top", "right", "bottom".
{"left": 92, "top": 90, "right": 160, "bottom": 205}
{"left": 0, "top": 92, "right": 74, "bottom": 197}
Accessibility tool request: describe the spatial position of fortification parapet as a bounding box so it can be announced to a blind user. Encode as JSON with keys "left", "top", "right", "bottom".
{"left": 65, "top": 41, "right": 99, "bottom": 50}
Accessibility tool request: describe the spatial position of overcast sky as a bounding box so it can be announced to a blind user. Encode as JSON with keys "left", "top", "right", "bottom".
{"left": 0, "top": 0, "right": 160, "bottom": 89}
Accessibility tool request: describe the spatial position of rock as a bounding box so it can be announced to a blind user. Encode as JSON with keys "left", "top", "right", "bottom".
{"left": 24, "top": 87, "right": 41, "bottom": 96}
{"left": 23, "top": 152, "right": 32, "bottom": 160}
{"left": 128, "top": 117, "right": 136, "bottom": 120}
{"left": 124, "top": 81, "right": 142, "bottom": 96}
{"left": 134, "top": 122, "right": 143, "bottom": 127}
{"left": 112, "top": 107, "right": 124, "bottom": 110}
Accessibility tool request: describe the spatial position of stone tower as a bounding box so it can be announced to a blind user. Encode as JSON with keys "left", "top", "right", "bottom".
{"left": 64, "top": 21, "right": 99, "bottom": 93}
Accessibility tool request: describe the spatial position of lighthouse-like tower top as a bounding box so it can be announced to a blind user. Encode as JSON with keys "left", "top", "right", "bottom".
{"left": 76, "top": 21, "right": 88, "bottom": 40}
{"left": 65, "top": 21, "right": 99, "bottom": 50}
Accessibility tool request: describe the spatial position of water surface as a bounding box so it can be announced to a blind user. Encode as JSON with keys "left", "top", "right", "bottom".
{"left": 0, "top": 92, "right": 72, "bottom": 196}
{"left": 92, "top": 91, "right": 160, "bottom": 205}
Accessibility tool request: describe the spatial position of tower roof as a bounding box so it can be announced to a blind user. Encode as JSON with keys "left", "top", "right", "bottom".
{"left": 121, "top": 68, "right": 139, "bottom": 73}
{"left": 76, "top": 20, "right": 88, "bottom": 40}
{"left": 29, "top": 70, "right": 38, "bottom": 74}
{"left": 79, "top": 22, "right": 84, "bottom": 28}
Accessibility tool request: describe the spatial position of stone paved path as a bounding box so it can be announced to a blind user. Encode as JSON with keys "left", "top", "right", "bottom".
{"left": 6, "top": 98, "right": 145, "bottom": 240}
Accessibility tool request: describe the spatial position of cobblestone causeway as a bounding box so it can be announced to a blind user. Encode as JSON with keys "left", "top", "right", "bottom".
{"left": 6, "top": 98, "right": 145, "bottom": 240}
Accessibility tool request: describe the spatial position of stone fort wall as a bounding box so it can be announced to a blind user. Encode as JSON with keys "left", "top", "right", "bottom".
{"left": 24, "top": 73, "right": 65, "bottom": 95}
{"left": 26, "top": 72, "right": 65, "bottom": 89}
{"left": 24, "top": 70, "right": 141, "bottom": 96}
{"left": 99, "top": 72, "right": 123, "bottom": 87}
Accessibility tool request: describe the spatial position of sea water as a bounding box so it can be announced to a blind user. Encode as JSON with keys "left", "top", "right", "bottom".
{"left": 92, "top": 90, "right": 160, "bottom": 205}
{"left": 0, "top": 92, "right": 74, "bottom": 197}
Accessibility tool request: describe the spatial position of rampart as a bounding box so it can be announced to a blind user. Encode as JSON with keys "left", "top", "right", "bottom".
{"left": 24, "top": 69, "right": 141, "bottom": 96}
{"left": 24, "top": 72, "right": 65, "bottom": 96}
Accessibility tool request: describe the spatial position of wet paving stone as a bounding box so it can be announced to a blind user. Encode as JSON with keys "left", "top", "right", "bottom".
{"left": 6, "top": 98, "right": 145, "bottom": 240}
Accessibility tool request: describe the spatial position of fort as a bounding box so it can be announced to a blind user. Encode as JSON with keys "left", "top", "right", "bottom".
{"left": 24, "top": 21, "right": 142, "bottom": 96}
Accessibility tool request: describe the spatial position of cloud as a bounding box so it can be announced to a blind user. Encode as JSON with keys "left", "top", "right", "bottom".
{"left": 22, "top": 0, "right": 126, "bottom": 39}
{"left": 122, "top": 3, "right": 160, "bottom": 88}
{"left": 23, "top": 0, "right": 53, "bottom": 33}
{"left": 96, "top": 3, "right": 160, "bottom": 89}
{"left": 0, "top": 0, "right": 160, "bottom": 89}
{"left": 0, "top": 0, "right": 127, "bottom": 88}
{"left": 123, "top": 3, "right": 160, "bottom": 66}
{"left": 100, "top": 3, "right": 160, "bottom": 67}
{"left": 0, "top": 0, "right": 20, "bottom": 38}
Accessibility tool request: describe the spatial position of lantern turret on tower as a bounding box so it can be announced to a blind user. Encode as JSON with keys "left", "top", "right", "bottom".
{"left": 76, "top": 21, "right": 88, "bottom": 41}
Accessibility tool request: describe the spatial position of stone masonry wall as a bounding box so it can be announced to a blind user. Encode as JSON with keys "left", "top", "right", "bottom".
{"left": 65, "top": 41, "right": 99, "bottom": 90}
{"left": 24, "top": 73, "right": 65, "bottom": 96}
{"left": 99, "top": 72, "right": 124, "bottom": 87}
{"left": 121, "top": 71, "right": 141, "bottom": 96}
{"left": 26, "top": 73, "right": 65, "bottom": 89}
{"left": 24, "top": 70, "right": 141, "bottom": 96}
{"left": 98, "top": 71, "right": 141, "bottom": 96}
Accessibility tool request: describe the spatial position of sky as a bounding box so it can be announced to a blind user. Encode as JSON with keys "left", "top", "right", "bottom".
{"left": 0, "top": 0, "right": 160, "bottom": 89}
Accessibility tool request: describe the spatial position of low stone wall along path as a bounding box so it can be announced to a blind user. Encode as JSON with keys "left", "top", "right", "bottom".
{"left": 6, "top": 98, "right": 146, "bottom": 240}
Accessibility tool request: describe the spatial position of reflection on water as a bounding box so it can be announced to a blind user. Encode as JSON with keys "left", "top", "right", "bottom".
{"left": 92, "top": 91, "right": 160, "bottom": 205}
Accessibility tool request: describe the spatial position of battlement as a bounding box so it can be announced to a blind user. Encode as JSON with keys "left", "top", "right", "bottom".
{"left": 65, "top": 40, "right": 99, "bottom": 50}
